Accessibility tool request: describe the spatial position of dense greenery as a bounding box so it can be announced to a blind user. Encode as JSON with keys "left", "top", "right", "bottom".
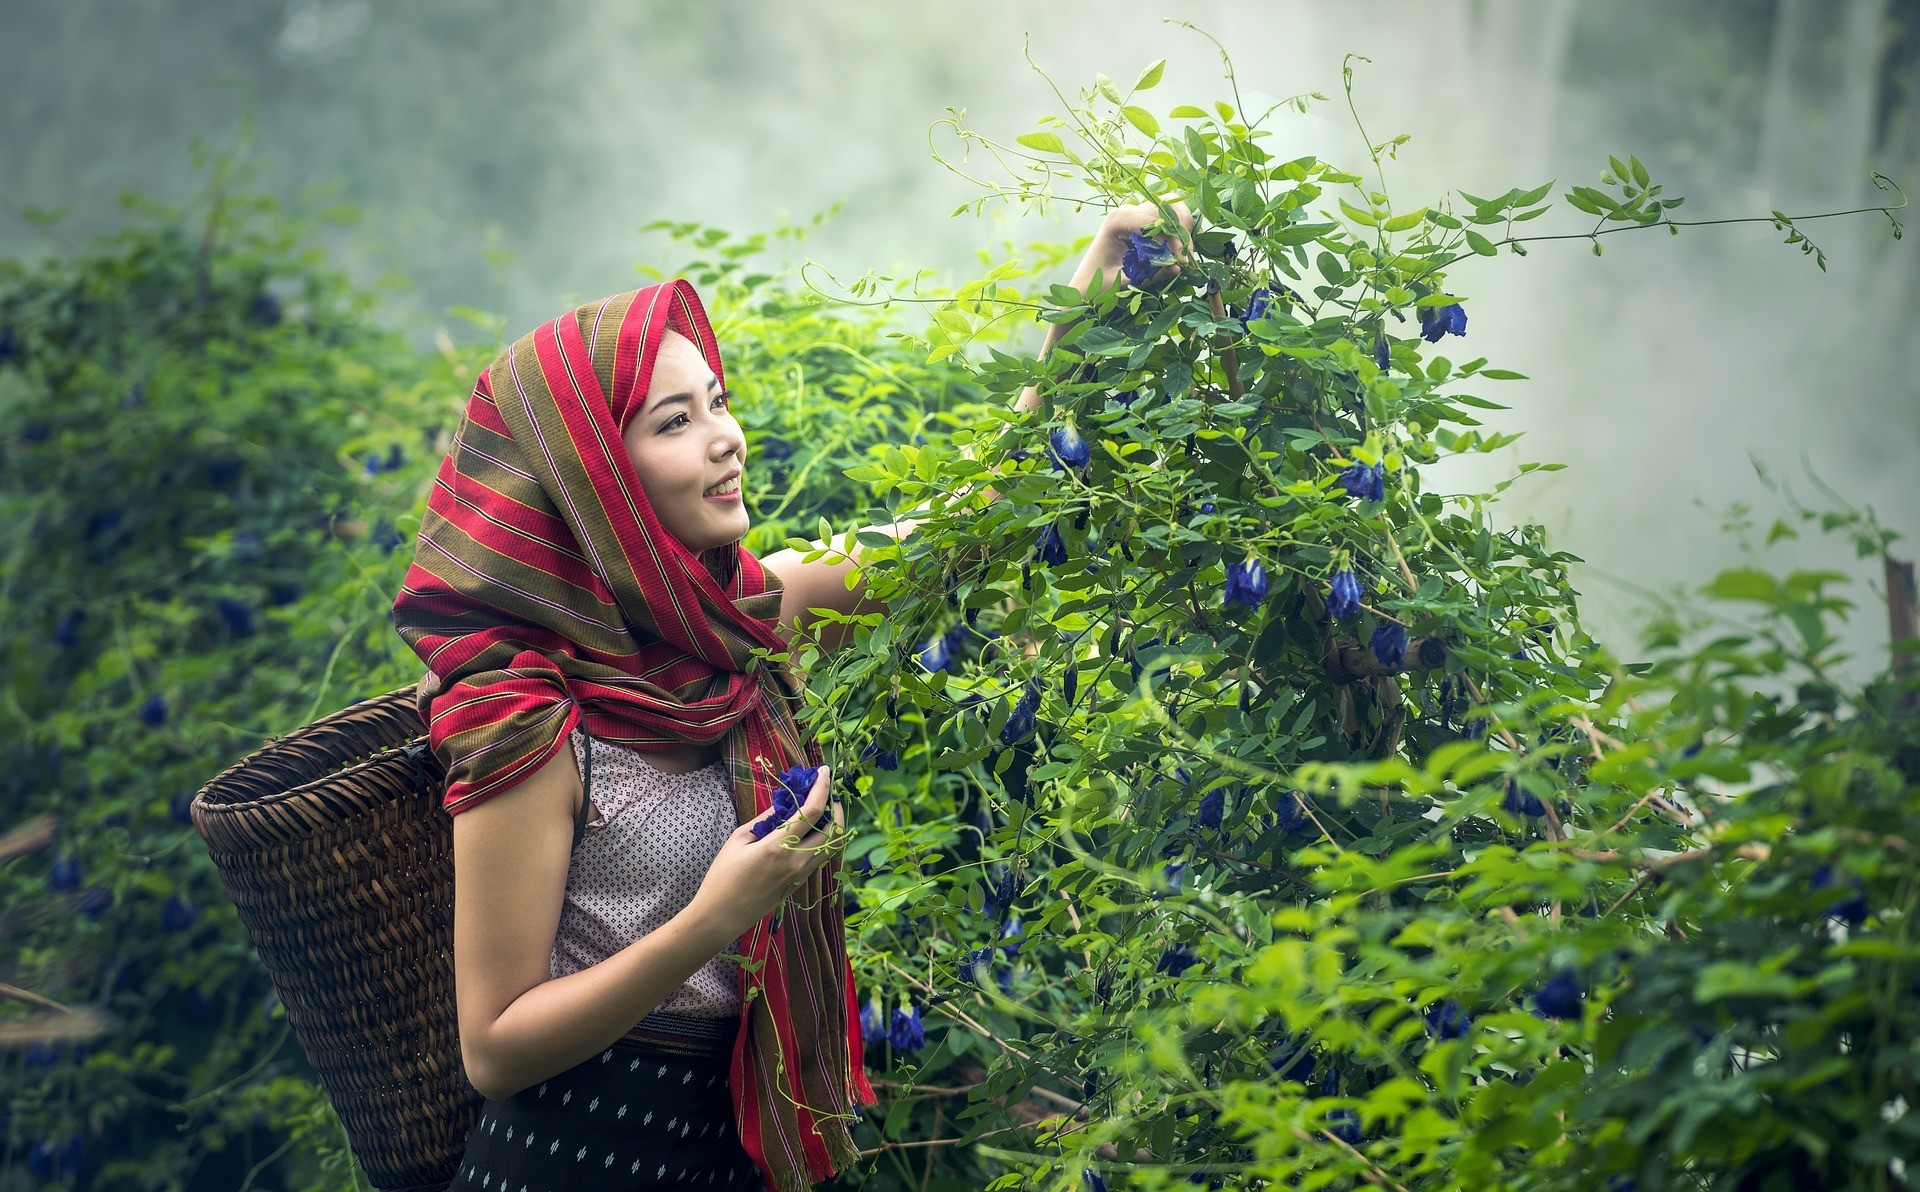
{"left": 2, "top": 45, "right": 1912, "bottom": 1192}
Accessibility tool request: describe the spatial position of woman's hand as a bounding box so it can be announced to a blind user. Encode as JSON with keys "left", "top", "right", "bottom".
{"left": 1002, "top": 196, "right": 1198, "bottom": 426}
{"left": 1090, "top": 198, "right": 1197, "bottom": 290}
{"left": 684, "top": 765, "right": 845, "bottom": 945}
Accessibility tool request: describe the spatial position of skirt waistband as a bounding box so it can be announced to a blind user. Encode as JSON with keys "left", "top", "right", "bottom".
{"left": 621, "top": 1010, "right": 736, "bottom": 1058}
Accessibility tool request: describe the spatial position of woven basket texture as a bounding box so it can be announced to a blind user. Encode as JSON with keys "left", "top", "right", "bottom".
{"left": 192, "top": 681, "right": 476, "bottom": 1192}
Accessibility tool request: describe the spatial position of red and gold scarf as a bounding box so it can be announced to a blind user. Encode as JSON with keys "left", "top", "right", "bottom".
{"left": 390, "top": 279, "right": 874, "bottom": 1191}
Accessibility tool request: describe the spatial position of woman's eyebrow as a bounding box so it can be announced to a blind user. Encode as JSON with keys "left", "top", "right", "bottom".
{"left": 652, "top": 376, "right": 724, "bottom": 413}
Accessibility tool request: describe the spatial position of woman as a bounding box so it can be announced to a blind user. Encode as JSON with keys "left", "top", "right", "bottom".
{"left": 389, "top": 200, "right": 1191, "bottom": 1191}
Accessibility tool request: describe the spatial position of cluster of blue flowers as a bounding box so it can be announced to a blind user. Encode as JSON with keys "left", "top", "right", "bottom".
{"left": 862, "top": 998, "right": 926, "bottom": 1054}
{"left": 1197, "top": 787, "right": 1225, "bottom": 830}
{"left": 1035, "top": 523, "right": 1068, "bottom": 567}
{"left": 1423, "top": 998, "right": 1472, "bottom": 1040}
{"left": 1239, "top": 286, "right": 1271, "bottom": 325}
{"left": 1120, "top": 231, "right": 1178, "bottom": 287}
{"left": 748, "top": 764, "right": 821, "bottom": 840}
{"left": 859, "top": 742, "right": 899, "bottom": 771}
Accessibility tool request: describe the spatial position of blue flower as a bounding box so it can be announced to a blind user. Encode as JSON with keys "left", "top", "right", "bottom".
{"left": 23, "top": 420, "right": 50, "bottom": 441}
{"left": 1174, "top": 767, "right": 1191, "bottom": 786}
{"left": 138, "top": 694, "right": 168, "bottom": 728}
{"left": 1157, "top": 943, "right": 1200, "bottom": 977}
{"left": 1000, "top": 914, "right": 1024, "bottom": 958}
{"left": 54, "top": 609, "right": 82, "bottom": 648}
{"left": 983, "top": 866, "right": 1019, "bottom": 917}
{"left": 919, "top": 636, "right": 956, "bottom": 674}
{"left": 1274, "top": 790, "right": 1307, "bottom": 833}
{"left": 860, "top": 998, "right": 884, "bottom": 1045}
{"left": 77, "top": 885, "right": 112, "bottom": 919}
{"left": 1048, "top": 425, "right": 1091, "bottom": 472}
{"left": 1369, "top": 622, "right": 1408, "bottom": 670}
{"left": 1084, "top": 1170, "right": 1110, "bottom": 1192}
{"left": 1035, "top": 523, "right": 1068, "bottom": 566}
{"left": 1198, "top": 788, "right": 1225, "bottom": 831}
{"left": 1328, "top": 1107, "right": 1363, "bottom": 1146}
{"left": 1063, "top": 664, "right": 1078, "bottom": 706}
{"left": 1374, "top": 336, "right": 1390, "bottom": 371}
{"left": 48, "top": 855, "right": 80, "bottom": 892}
{"left": 1224, "top": 558, "right": 1268, "bottom": 609}
{"left": 888, "top": 1005, "right": 926, "bottom": 1053}
{"left": 959, "top": 946, "right": 996, "bottom": 988}
{"left": 1419, "top": 302, "right": 1468, "bottom": 342}
{"left": 27, "top": 1134, "right": 84, "bottom": 1181}
{"left": 1810, "top": 864, "right": 1869, "bottom": 926}
{"left": 1531, "top": 967, "right": 1583, "bottom": 1020}
{"left": 1158, "top": 860, "right": 1187, "bottom": 898}
{"left": 1326, "top": 569, "right": 1364, "bottom": 619}
{"left": 161, "top": 895, "right": 198, "bottom": 933}
{"left": 1502, "top": 778, "right": 1546, "bottom": 818}
{"left": 1199, "top": 501, "right": 1215, "bottom": 515}
{"left": 860, "top": 743, "right": 899, "bottom": 771}
{"left": 249, "top": 291, "right": 282, "bottom": 327}
{"left": 215, "top": 597, "right": 255, "bottom": 638}
{"left": 371, "top": 518, "right": 404, "bottom": 555}
{"left": 1114, "top": 388, "right": 1140, "bottom": 407}
{"left": 1424, "top": 998, "right": 1471, "bottom": 1040}
{"left": 1240, "top": 286, "right": 1272, "bottom": 325}
{"left": 1337, "top": 460, "right": 1385, "bottom": 502}
{"left": 750, "top": 765, "right": 820, "bottom": 839}
{"left": 1000, "top": 701, "right": 1037, "bottom": 746}
{"left": 208, "top": 457, "right": 244, "bottom": 490}
{"left": 1120, "top": 231, "right": 1178, "bottom": 287}
{"left": 1267, "top": 1036, "right": 1316, "bottom": 1082}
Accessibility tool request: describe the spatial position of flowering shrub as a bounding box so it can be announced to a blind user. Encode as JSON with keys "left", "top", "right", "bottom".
{"left": 773, "top": 40, "right": 1913, "bottom": 1192}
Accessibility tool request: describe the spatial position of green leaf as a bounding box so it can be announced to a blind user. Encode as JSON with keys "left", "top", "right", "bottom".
{"left": 1134, "top": 59, "right": 1166, "bottom": 91}
{"left": 1338, "top": 197, "right": 1379, "bottom": 228}
{"left": 1169, "top": 104, "right": 1208, "bottom": 119}
{"left": 1096, "top": 73, "right": 1124, "bottom": 106}
{"left": 1465, "top": 230, "right": 1497, "bottom": 256}
{"left": 1121, "top": 106, "right": 1161, "bottom": 138}
{"left": 1018, "top": 131, "right": 1066, "bottom": 155}
{"left": 1380, "top": 208, "right": 1428, "bottom": 232}
{"left": 1704, "top": 568, "right": 1779, "bottom": 603}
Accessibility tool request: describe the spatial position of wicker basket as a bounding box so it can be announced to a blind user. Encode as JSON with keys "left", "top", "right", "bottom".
{"left": 190, "top": 681, "right": 477, "bottom": 1192}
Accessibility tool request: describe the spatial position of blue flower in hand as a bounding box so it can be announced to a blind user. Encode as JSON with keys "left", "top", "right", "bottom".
{"left": 1121, "top": 231, "right": 1177, "bottom": 287}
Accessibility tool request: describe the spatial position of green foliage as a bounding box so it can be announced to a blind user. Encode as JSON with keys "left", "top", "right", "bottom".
{"left": 3, "top": 33, "right": 1912, "bottom": 1192}
{"left": 0, "top": 159, "right": 469, "bottom": 1189}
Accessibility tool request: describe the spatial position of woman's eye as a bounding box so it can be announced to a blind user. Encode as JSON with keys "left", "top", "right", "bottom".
{"left": 661, "top": 392, "right": 730, "bottom": 432}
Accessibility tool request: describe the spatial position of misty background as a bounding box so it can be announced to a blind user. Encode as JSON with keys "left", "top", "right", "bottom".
{"left": 5, "top": 0, "right": 1915, "bottom": 682}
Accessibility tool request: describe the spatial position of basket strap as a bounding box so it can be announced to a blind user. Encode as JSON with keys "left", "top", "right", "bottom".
{"left": 571, "top": 734, "right": 593, "bottom": 852}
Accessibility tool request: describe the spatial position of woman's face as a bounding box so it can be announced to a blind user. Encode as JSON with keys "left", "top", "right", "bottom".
{"left": 623, "top": 329, "right": 749, "bottom": 554}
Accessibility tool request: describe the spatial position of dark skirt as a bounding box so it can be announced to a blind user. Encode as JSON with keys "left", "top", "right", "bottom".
{"left": 451, "top": 1032, "right": 761, "bottom": 1190}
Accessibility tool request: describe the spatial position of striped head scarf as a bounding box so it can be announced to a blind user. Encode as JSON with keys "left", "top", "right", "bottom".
{"left": 390, "top": 279, "right": 875, "bottom": 1191}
